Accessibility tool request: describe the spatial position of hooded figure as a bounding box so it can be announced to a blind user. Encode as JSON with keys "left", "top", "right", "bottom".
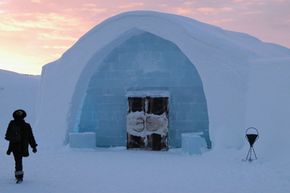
{"left": 5, "top": 109, "right": 37, "bottom": 183}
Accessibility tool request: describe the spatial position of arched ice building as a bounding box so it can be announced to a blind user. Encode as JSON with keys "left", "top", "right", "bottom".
{"left": 72, "top": 29, "right": 210, "bottom": 149}
{"left": 36, "top": 11, "right": 290, "bottom": 151}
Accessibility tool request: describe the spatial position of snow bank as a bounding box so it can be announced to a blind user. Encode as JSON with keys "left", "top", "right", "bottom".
{"left": 0, "top": 70, "right": 40, "bottom": 137}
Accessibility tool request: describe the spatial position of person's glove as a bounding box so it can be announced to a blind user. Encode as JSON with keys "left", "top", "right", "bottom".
{"left": 6, "top": 150, "right": 11, "bottom": 155}
{"left": 32, "top": 147, "right": 37, "bottom": 153}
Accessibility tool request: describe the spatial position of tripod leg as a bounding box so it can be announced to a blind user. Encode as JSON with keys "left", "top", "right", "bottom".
{"left": 245, "top": 147, "right": 251, "bottom": 161}
{"left": 252, "top": 147, "right": 257, "bottom": 159}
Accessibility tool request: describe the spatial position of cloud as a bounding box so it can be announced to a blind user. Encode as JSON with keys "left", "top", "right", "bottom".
{"left": 80, "top": 3, "right": 107, "bottom": 13}
{"left": 31, "top": 0, "right": 41, "bottom": 3}
{"left": 41, "top": 45, "right": 68, "bottom": 50}
{"left": 37, "top": 33, "right": 76, "bottom": 41}
{"left": 0, "top": 22, "right": 24, "bottom": 31}
{"left": 0, "top": 12, "right": 84, "bottom": 32}
{"left": 118, "top": 2, "right": 145, "bottom": 9}
{"left": 196, "top": 6, "right": 233, "bottom": 15}
{"left": 175, "top": 7, "right": 192, "bottom": 15}
{"left": 242, "top": 10, "right": 262, "bottom": 15}
{"left": 276, "top": 0, "right": 289, "bottom": 3}
{"left": 183, "top": 1, "right": 197, "bottom": 6}
{"left": 0, "top": 0, "right": 9, "bottom": 5}
{"left": 196, "top": 7, "right": 217, "bottom": 14}
{"left": 232, "top": 0, "right": 265, "bottom": 6}
{"left": 211, "top": 18, "right": 234, "bottom": 25}
{"left": 0, "top": 0, "right": 8, "bottom": 13}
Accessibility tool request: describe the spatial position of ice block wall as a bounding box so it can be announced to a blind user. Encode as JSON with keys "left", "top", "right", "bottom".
{"left": 77, "top": 31, "right": 210, "bottom": 148}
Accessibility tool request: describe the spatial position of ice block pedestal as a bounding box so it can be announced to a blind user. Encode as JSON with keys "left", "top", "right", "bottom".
{"left": 69, "top": 132, "right": 96, "bottom": 148}
{"left": 181, "top": 132, "right": 206, "bottom": 155}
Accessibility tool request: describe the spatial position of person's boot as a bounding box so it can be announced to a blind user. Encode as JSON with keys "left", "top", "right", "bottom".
{"left": 15, "top": 171, "right": 24, "bottom": 183}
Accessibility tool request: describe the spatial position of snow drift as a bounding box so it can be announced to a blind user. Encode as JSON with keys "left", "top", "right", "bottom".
{"left": 0, "top": 70, "right": 40, "bottom": 137}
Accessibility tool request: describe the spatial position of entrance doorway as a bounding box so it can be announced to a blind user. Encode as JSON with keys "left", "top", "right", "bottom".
{"left": 127, "top": 95, "right": 169, "bottom": 151}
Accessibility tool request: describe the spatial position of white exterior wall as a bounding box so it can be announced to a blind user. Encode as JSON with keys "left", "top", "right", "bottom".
{"left": 246, "top": 58, "right": 290, "bottom": 156}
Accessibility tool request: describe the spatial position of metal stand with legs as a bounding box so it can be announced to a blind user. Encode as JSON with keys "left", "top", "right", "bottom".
{"left": 244, "top": 127, "right": 259, "bottom": 162}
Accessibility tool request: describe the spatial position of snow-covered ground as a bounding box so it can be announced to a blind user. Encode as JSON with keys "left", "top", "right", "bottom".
{"left": 1, "top": 143, "right": 290, "bottom": 193}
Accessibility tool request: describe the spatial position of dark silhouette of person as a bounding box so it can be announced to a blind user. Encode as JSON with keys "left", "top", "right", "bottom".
{"left": 5, "top": 109, "right": 37, "bottom": 183}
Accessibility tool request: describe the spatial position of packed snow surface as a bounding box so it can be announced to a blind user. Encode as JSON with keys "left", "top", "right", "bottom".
{"left": 1, "top": 144, "right": 290, "bottom": 193}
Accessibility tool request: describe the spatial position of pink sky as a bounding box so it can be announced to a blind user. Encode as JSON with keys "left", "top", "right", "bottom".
{"left": 0, "top": 0, "right": 289, "bottom": 74}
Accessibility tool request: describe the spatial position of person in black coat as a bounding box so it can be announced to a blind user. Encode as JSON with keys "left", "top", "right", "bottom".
{"left": 5, "top": 109, "right": 37, "bottom": 183}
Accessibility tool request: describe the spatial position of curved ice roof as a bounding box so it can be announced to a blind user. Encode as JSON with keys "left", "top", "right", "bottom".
{"left": 45, "top": 10, "right": 290, "bottom": 71}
